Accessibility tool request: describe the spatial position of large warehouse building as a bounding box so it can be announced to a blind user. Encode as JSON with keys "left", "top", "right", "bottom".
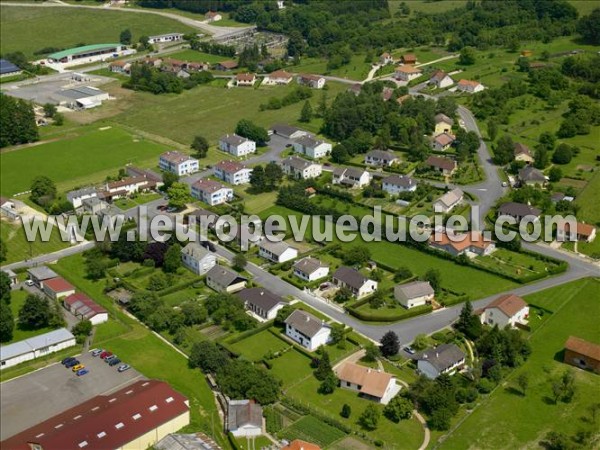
{"left": 56, "top": 85, "right": 110, "bottom": 109}
{"left": 47, "top": 43, "right": 126, "bottom": 67}
{"left": 1, "top": 380, "right": 190, "bottom": 449}
{"left": 0, "top": 328, "right": 76, "bottom": 370}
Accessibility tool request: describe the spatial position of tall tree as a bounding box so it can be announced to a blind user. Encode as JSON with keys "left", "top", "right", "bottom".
{"left": 359, "top": 404, "right": 380, "bottom": 430}
{"left": 235, "top": 119, "right": 269, "bottom": 146}
{"left": 30, "top": 176, "right": 57, "bottom": 206}
{"left": 264, "top": 162, "right": 283, "bottom": 190}
{"left": 0, "top": 94, "right": 39, "bottom": 148}
{"left": 249, "top": 165, "right": 266, "bottom": 192}
{"left": 299, "top": 100, "right": 313, "bottom": 122}
{"left": 191, "top": 135, "right": 209, "bottom": 158}
{"left": 189, "top": 340, "right": 230, "bottom": 372}
{"left": 380, "top": 331, "right": 400, "bottom": 357}
{"left": 314, "top": 350, "right": 333, "bottom": 381}
{"left": 163, "top": 244, "right": 182, "bottom": 273}
{"left": 0, "top": 301, "right": 14, "bottom": 342}
{"left": 577, "top": 8, "right": 600, "bottom": 44}
{"left": 120, "top": 28, "right": 132, "bottom": 45}
{"left": 0, "top": 271, "right": 11, "bottom": 304}
{"left": 167, "top": 182, "right": 191, "bottom": 210}
{"left": 18, "top": 294, "right": 51, "bottom": 329}
{"left": 162, "top": 171, "right": 179, "bottom": 190}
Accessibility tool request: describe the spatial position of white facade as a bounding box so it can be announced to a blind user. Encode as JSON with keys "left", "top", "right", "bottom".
{"left": 394, "top": 287, "right": 433, "bottom": 309}
{"left": 181, "top": 244, "right": 217, "bottom": 276}
{"left": 285, "top": 323, "right": 331, "bottom": 351}
{"left": 219, "top": 136, "right": 256, "bottom": 157}
{"left": 0, "top": 329, "right": 76, "bottom": 370}
{"left": 214, "top": 166, "right": 253, "bottom": 185}
{"left": 258, "top": 242, "right": 298, "bottom": 263}
{"left": 89, "top": 313, "right": 108, "bottom": 326}
{"left": 292, "top": 140, "right": 331, "bottom": 159}
{"left": 480, "top": 305, "right": 530, "bottom": 328}
{"left": 67, "top": 189, "right": 97, "bottom": 209}
{"left": 430, "top": 74, "right": 454, "bottom": 89}
{"left": 457, "top": 80, "right": 485, "bottom": 93}
{"left": 394, "top": 67, "right": 422, "bottom": 82}
{"left": 191, "top": 183, "right": 233, "bottom": 206}
{"left": 281, "top": 158, "right": 322, "bottom": 180}
{"left": 332, "top": 169, "right": 371, "bottom": 188}
{"left": 147, "top": 33, "right": 184, "bottom": 44}
{"left": 382, "top": 178, "right": 417, "bottom": 196}
{"left": 297, "top": 75, "right": 326, "bottom": 89}
{"left": 159, "top": 152, "right": 199, "bottom": 176}
{"left": 293, "top": 265, "right": 329, "bottom": 282}
{"left": 418, "top": 358, "right": 463, "bottom": 379}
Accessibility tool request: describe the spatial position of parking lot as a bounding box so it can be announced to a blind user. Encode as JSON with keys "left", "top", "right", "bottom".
{"left": 0, "top": 350, "right": 144, "bottom": 440}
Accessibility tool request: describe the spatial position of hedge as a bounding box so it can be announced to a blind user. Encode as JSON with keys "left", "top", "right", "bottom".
{"left": 222, "top": 320, "right": 274, "bottom": 345}
{"left": 280, "top": 398, "right": 352, "bottom": 434}
{"left": 267, "top": 328, "right": 315, "bottom": 360}
{"left": 346, "top": 304, "right": 433, "bottom": 322}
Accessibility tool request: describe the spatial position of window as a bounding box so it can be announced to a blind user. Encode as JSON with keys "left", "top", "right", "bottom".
{"left": 149, "top": 405, "right": 158, "bottom": 412}
{"left": 165, "top": 397, "right": 174, "bottom": 404}
{"left": 132, "top": 413, "right": 142, "bottom": 420}
{"left": 54, "top": 424, "right": 63, "bottom": 429}
{"left": 115, "top": 422, "right": 125, "bottom": 429}
{"left": 97, "top": 432, "right": 106, "bottom": 439}
{"left": 78, "top": 441, "right": 88, "bottom": 448}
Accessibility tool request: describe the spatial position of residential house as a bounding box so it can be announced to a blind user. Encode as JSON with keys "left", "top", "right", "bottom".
{"left": 284, "top": 309, "right": 331, "bottom": 351}
{"left": 0, "top": 197, "right": 23, "bottom": 221}
{"left": 381, "top": 87, "right": 395, "bottom": 102}
{"left": 364, "top": 150, "right": 399, "bottom": 167}
{"left": 180, "top": 243, "right": 217, "bottom": 276}
{"left": 43, "top": 277, "right": 76, "bottom": 300}
{"left": 401, "top": 53, "right": 417, "bottom": 65}
{"left": 425, "top": 156, "right": 457, "bottom": 176}
{"left": 205, "top": 265, "right": 247, "bottom": 293}
{"left": 100, "top": 176, "right": 156, "bottom": 201}
{"left": 297, "top": 74, "right": 326, "bottom": 89}
{"left": 518, "top": 165, "right": 546, "bottom": 186}
{"left": 126, "top": 166, "right": 163, "bottom": 188}
{"left": 292, "top": 135, "right": 332, "bottom": 159}
{"left": 270, "top": 124, "right": 309, "bottom": 140}
{"left": 415, "top": 344, "right": 466, "bottom": 379}
{"left": 159, "top": 151, "right": 199, "bottom": 176}
{"left": 63, "top": 292, "right": 108, "bottom": 325}
{"left": 141, "top": 57, "right": 163, "bottom": 68}
{"left": 262, "top": 70, "right": 293, "bottom": 85}
{"left": 258, "top": 240, "right": 298, "bottom": 263}
{"left": 479, "top": 294, "right": 529, "bottom": 328}
{"left": 109, "top": 60, "right": 131, "bottom": 74}
{"left": 235, "top": 73, "right": 256, "bottom": 87}
{"left": 457, "top": 79, "right": 484, "bottom": 93}
{"left": 2, "top": 269, "right": 17, "bottom": 287}
{"left": 82, "top": 197, "right": 109, "bottom": 215}
{"left": 147, "top": 33, "right": 184, "bottom": 44}
{"left": 281, "top": 156, "right": 322, "bottom": 180}
{"left": 514, "top": 143, "right": 534, "bottom": 163}
{"left": 433, "top": 188, "right": 464, "bottom": 213}
{"left": 332, "top": 267, "right": 378, "bottom": 299}
{"left": 380, "top": 52, "right": 394, "bottom": 65}
{"left": 214, "top": 60, "right": 238, "bottom": 71}
{"left": 237, "top": 287, "right": 286, "bottom": 321}
{"left": 557, "top": 221, "right": 596, "bottom": 243}
{"left": 185, "top": 208, "right": 219, "bottom": 230}
{"left": 429, "top": 230, "right": 496, "bottom": 257}
{"left": 66, "top": 187, "right": 97, "bottom": 209}
{"left": 205, "top": 11, "right": 223, "bottom": 22}
{"left": 336, "top": 362, "right": 400, "bottom": 405}
{"left": 227, "top": 400, "right": 262, "bottom": 437}
{"left": 434, "top": 113, "right": 454, "bottom": 136}
{"left": 432, "top": 132, "right": 455, "bottom": 151}
{"left": 394, "top": 281, "right": 434, "bottom": 309}
{"left": 563, "top": 336, "right": 600, "bottom": 374}
{"left": 497, "top": 202, "right": 542, "bottom": 222}
{"left": 292, "top": 257, "right": 330, "bottom": 282}
{"left": 332, "top": 167, "right": 371, "bottom": 188}
{"left": 348, "top": 83, "right": 362, "bottom": 96}
{"left": 185, "top": 61, "right": 209, "bottom": 72}
{"left": 214, "top": 160, "right": 253, "bottom": 185}
{"left": 219, "top": 134, "right": 256, "bottom": 157}
{"left": 282, "top": 440, "right": 321, "bottom": 450}
{"left": 191, "top": 179, "right": 233, "bottom": 206}
{"left": 382, "top": 175, "right": 417, "bottom": 195}
{"left": 394, "top": 65, "right": 422, "bottom": 82}
{"left": 26, "top": 266, "right": 58, "bottom": 289}
{"left": 551, "top": 192, "right": 574, "bottom": 203}
{"left": 429, "top": 70, "right": 454, "bottom": 89}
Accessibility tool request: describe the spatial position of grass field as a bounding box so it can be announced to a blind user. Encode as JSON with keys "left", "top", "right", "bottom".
{"left": 166, "top": 49, "right": 229, "bottom": 64}
{"left": 438, "top": 278, "right": 600, "bottom": 449}
{"left": 229, "top": 329, "right": 290, "bottom": 361}
{"left": 279, "top": 415, "right": 346, "bottom": 448}
{"left": 575, "top": 171, "right": 600, "bottom": 225}
{"left": 290, "top": 54, "right": 373, "bottom": 82}
{"left": 6, "top": 289, "right": 55, "bottom": 343}
{"left": 0, "top": 5, "right": 197, "bottom": 58}
{"left": 112, "top": 81, "right": 347, "bottom": 145}
{"left": 0, "top": 126, "right": 169, "bottom": 196}
{"left": 0, "top": 220, "right": 69, "bottom": 264}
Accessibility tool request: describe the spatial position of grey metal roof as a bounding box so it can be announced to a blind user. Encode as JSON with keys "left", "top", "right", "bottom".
{"left": 270, "top": 123, "right": 305, "bottom": 137}
{"left": 27, "top": 266, "right": 58, "bottom": 281}
{"left": 227, "top": 400, "right": 262, "bottom": 431}
{"left": 0, "top": 59, "right": 21, "bottom": 75}
{"left": 284, "top": 309, "right": 329, "bottom": 338}
{"left": 237, "top": 288, "right": 285, "bottom": 312}
{"left": 220, "top": 134, "right": 249, "bottom": 146}
{"left": 293, "top": 257, "right": 328, "bottom": 275}
{"left": 206, "top": 265, "right": 246, "bottom": 286}
{"left": 66, "top": 187, "right": 97, "bottom": 202}
{"left": 0, "top": 328, "right": 75, "bottom": 361}
{"left": 415, "top": 343, "right": 465, "bottom": 372}
{"left": 181, "top": 242, "right": 211, "bottom": 260}
{"left": 156, "top": 433, "right": 221, "bottom": 450}
{"left": 59, "top": 86, "right": 106, "bottom": 99}
{"left": 332, "top": 266, "right": 369, "bottom": 290}
{"left": 396, "top": 281, "right": 434, "bottom": 299}
{"left": 383, "top": 175, "right": 416, "bottom": 188}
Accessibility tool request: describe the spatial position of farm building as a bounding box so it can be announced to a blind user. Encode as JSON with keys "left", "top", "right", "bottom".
{"left": 563, "top": 336, "right": 600, "bottom": 373}
{"left": 226, "top": 399, "right": 262, "bottom": 437}
{"left": 43, "top": 277, "right": 76, "bottom": 300}
{"left": 63, "top": 292, "right": 108, "bottom": 325}
{"left": 56, "top": 86, "right": 110, "bottom": 109}
{"left": 147, "top": 33, "right": 184, "bottom": 44}
{"left": 0, "top": 328, "right": 76, "bottom": 370}
{"left": 0, "top": 59, "right": 22, "bottom": 78}
{"left": 47, "top": 44, "right": 126, "bottom": 68}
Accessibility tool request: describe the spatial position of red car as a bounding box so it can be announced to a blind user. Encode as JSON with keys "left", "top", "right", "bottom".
{"left": 100, "top": 351, "right": 113, "bottom": 359}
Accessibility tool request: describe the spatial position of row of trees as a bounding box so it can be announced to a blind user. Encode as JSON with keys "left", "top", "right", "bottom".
{"left": 123, "top": 64, "right": 214, "bottom": 95}
{"left": 0, "top": 94, "right": 38, "bottom": 148}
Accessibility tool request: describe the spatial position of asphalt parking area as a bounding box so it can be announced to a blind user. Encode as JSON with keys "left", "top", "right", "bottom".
{"left": 0, "top": 350, "right": 144, "bottom": 440}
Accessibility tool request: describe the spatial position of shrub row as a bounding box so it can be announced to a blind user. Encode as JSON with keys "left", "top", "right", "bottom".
{"left": 222, "top": 321, "right": 274, "bottom": 345}
{"left": 280, "top": 398, "right": 352, "bottom": 434}
{"left": 346, "top": 303, "right": 433, "bottom": 322}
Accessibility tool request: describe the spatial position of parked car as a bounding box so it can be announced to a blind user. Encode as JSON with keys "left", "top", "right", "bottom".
{"left": 117, "top": 364, "right": 131, "bottom": 372}
{"left": 62, "top": 356, "right": 77, "bottom": 365}
{"left": 65, "top": 359, "right": 80, "bottom": 368}
{"left": 76, "top": 368, "right": 89, "bottom": 376}
{"left": 100, "top": 351, "right": 112, "bottom": 359}
{"left": 105, "top": 355, "right": 117, "bottom": 363}
{"left": 71, "top": 364, "right": 85, "bottom": 372}
{"left": 25, "top": 280, "right": 34, "bottom": 286}
{"left": 108, "top": 358, "right": 121, "bottom": 367}
{"left": 91, "top": 349, "right": 103, "bottom": 357}
{"left": 403, "top": 346, "right": 416, "bottom": 355}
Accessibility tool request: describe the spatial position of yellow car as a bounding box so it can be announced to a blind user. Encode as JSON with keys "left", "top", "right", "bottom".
{"left": 71, "top": 364, "right": 85, "bottom": 372}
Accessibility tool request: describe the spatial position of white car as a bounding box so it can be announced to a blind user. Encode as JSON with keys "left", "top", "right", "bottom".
{"left": 25, "top": 280, "right": 34, "bottom": 287}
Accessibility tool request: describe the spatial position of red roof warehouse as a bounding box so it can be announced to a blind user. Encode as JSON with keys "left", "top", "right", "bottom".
{"left": 42, "top": 277, "right": 75, "bottom": 299}
{"left": 1, "top": 380, "right": 190, "bottom": 450}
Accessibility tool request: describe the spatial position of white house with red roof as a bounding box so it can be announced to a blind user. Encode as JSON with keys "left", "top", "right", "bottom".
{"left": 235, "top": 73, "right": 256, "bottom": 87}
{"left": 159, "top": 151, "right": 199, "bottom": 176}
{"left": 479, "top": 294, "right": 529, "bottom": 328}
{"left": 191, "top": 179, "right": 233, "bottom": 206}
{"left": 336, "top": 362, "right": 400, "bottom": 404}
{"left": 263, "top": 70, "right": 293, "bottom": 85}
{"left": 457, "top": 79, "right": 484, "bottom": 93}
{"left": 214, "top": 160, "right": 253, "bottom": 185}
{"left": 394, "top": 65, "right": 422, "bottom": 82}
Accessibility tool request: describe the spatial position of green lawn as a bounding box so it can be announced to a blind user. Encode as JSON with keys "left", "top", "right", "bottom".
{"left": 290, "top": 54, "right": 373, "bottom": 82}
{"left": 0, "top": 126, "right": 169, "bottom": 196}
{"left": 6, "top": 289, "right": 56, "bottom": 343}
{"left": 230, "top": 329, "right": 291, "bottom": 361}
{"left": 575, "top": 171, "right": 600, "bottom": 225}
{"left": 0, "top": 220, "right": 70, "bottom": 264}
{"left": 473, "top": 248, "right": 560, "bottom": 281}
{"left": 279, "top": 415, "right": 346, "bottom": 448}
{"left": 439, "top": 278, "right": 600, "bottom": 449}
{"left": 0, "top": 5, "right": 197, "bottom": 58}
{"left": 269, "top": 348, "right": 314, "bottom": 388}
{"left": 112, "top": 81, "right": 347, "bottom": 145}
{"left": 166, "top": 49, "right": 229, "bottom": 64}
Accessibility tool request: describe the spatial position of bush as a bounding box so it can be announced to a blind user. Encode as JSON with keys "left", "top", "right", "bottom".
{"left": 477, "top": 378, "right": 496, "bottom": 394}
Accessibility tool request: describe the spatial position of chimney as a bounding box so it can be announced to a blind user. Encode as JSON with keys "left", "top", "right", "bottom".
{"left": 260, "top": 291, "right": 264, "bottom": 296}
{"left": 436, "top": 352, "right": 439, "bottom": 358}
{"left": 305, "top": 316, "right": 310, "bottom": 322}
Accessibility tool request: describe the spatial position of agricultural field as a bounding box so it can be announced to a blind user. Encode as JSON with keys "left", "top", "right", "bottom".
{"left": 574, "top": 171, "right": 600, "bottom": 225}
{"left": 438, "top": 278, "right": 600, "bottom": 449}
{"left": 279, "top": 415, "right": 346, "bottom": 448}
{"left": 112, "top": 81, "right": 347, "bottom": 145}
{"left": 0, "top": 5, "right": 196, "bottom": 58}
{"left": 165, "top": 49, "right": 230, "bottom": 64}
{"left": 0, "top": 220, "right": 69, "bottom": 264}
{"left": 0, "top": 126, "right": 169, "bottom": 196}
{"left": 290, "top": 54, "right": 373, "bottom": 82}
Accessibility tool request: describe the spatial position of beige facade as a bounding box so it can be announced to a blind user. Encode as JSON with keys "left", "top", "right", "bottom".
{"left": 120, "top": 410, "right": 190, "bottom": 450}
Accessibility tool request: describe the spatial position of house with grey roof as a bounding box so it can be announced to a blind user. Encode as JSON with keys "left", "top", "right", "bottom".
{"left": 292, "top": 135, "right": 331, "bottom": 159}
{"left": 181, "top": 243, "right": 217, "bottom": 276}
{"left": 227, "top": 399, "right": 263, "bottom": 437}
{"left": 433, "top": 188, "right": 464, "bottom": 213}
{"left": 518, "top": 165, "right": 547, "bottom": 186}
{"left": 498, "top": 202, "right": 542, "bottom": 221}
{"left": 292, "top": 257, "right": 329, "bottom": 282}
{"left": 332, "top": 167, "right": 371, "bottom": 188}
{"left": 394, "top": 281, "right": 434, "bottom": 309}
{"left": 205, "top": 265, "right": 247, "bottom": 293}
{"left": 82, "top": 197, "right": 110, "bottom": 215}
{"left": 26, "top": 266, "right": 58, "bottom": 288}
{"left": 332, "top": 267, "right": 378, "bottom": 299}
{"left": 281, "top": 156, "right": 322, "bottom": 180}
{"left": 434, "top": 113, "right": 454, "bottom": 135}
{"left": 382, "top": 175, "right": 417, "bottom": 195}
{"left": 219, "top": 134, "right": 256, "bottom": 157}
{"left": 284, "top": 309, "right": 331, "bottom": 351}
{"left": 2, "top": 269, "right": 17, "bottom": 287}
{"left": 269, "top": 124, "right": 308, "bottom": 140}
{"left": 66, "top": 187, "right": 97, "bottom": 209}
{"left": 258, "top": 240, "right": 298, "bottom": 264}
{"left": 415, "top": 344, "right": 466, "bottom": 379}
{"left": 364, "top": 150, "right": 399, "bottom": 167}
{"left": 237, "top": 287, "right": 286, "bottom": 321}
{"left": 0, "top": 328, "right": 76, "bottom": 370}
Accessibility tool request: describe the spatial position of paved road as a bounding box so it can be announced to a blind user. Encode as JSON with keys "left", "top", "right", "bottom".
{"left": 1, "top": 241, "right": 95, "bottom": 271}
